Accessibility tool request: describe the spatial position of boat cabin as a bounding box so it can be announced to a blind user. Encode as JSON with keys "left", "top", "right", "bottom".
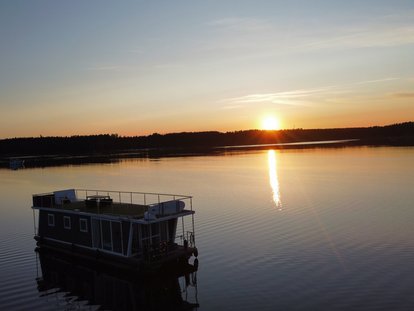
{"left": 32, "top": 189, "right": 197, "bottom": 270}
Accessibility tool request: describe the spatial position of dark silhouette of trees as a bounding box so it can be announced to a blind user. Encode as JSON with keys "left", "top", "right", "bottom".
{"left": 0, "top": 122, "right": 413, "bottom": 158}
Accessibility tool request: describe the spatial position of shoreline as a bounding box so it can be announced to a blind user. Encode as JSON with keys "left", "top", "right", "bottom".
{"left": 2, "top": 138, "right": 413, "bottom": 169}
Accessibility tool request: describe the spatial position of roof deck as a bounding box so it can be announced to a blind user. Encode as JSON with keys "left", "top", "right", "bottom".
{"left": 32, "top": 189, "right": 193, "bottom": 219}
{"left": 53, "top": 200, "right": 147, "bottom": 217}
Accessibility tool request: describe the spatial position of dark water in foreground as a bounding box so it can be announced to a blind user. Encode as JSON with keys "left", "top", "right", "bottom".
{"left": 1, "top": 146, "right": 414, "bottom": 310}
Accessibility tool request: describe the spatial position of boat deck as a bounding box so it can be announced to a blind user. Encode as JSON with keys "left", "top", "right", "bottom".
{"left": 56, "top": 200, "right": 147, "bottom": 218}
{"left": 32, "top": 189, "right": 193, "bottom": 219}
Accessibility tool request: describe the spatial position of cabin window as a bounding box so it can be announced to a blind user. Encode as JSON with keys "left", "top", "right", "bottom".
{"left": 101, "top": 220, "right": 112, "bottom": 251}
{"left": 151, "top": 223, "right": 159, "bottom": 235}
{"left": 91, "top": 219, "right": 124, "bottom": 254}
{"left": 91, "top": 219, "right": 102, "bottom": 248}
{"left": 111, "top": 222, "right": 122, "bottom": 254}
{"left": 141, "top": 225, "right": 149, "bottom": 239}
{"left": 80, "top": 218, "right": 88, "bottom": 232}
{"left": 47, "top": 214, "right": 55, "bottom": 227}
{"left": 160, "top": 222, "right": 169, "bottom": 242}
{"left": 63, "top": 216, "right": 71, "bottom": 229}
{"left": 141, "top": 223, "right": 161, "bottom": 251}
{"left": 131, "top": 224, "right": 140, "bottom": 255}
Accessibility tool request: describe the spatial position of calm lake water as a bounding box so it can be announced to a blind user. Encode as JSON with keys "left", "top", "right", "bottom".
{"left": 1, "top": 146, "right": 414, "bottom": 310}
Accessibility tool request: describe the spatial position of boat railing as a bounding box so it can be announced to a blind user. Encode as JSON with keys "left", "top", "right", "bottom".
{"left": 75, "top": 189, "right": 192, "bottom": 207}
{"left": 143, "top": 231, "right": 195, "bottom": 264}
{"left": 176, "top": 231, "right": 196, "bottom": 249}
{"left": 32, "top": 189, "right": 193, "bottom": 214}
{"left": 32, "top": 193, "right": 55, "bottom": 208}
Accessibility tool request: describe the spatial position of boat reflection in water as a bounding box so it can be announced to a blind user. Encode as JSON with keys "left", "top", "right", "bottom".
{"left": 36, "top": 247, "right": 199, "bottom": 310}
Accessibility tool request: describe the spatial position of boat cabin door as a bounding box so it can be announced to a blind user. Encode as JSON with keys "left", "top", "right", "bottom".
{"left": 92, "top": 218, "right": 123, "bottom": 254}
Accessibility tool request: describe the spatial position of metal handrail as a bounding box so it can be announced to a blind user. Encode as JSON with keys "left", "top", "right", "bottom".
{"left": 33, "top": 188, "right": 192, "bottom": 207}
{"left": 75, "top": 189, "right": 192, "bottom": 200}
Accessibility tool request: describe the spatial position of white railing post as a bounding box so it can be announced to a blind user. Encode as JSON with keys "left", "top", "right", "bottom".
{"left": 127, "top": 223, "right": 133, "bottom": 257}
{"left": 191, "top": 197, "right": 195, "bottom": 246}
{"left": 32, "top": 209, "right": 37, "bottom": 235}
{"left": 182, "top": 217, "right": 185, "bottom": 243}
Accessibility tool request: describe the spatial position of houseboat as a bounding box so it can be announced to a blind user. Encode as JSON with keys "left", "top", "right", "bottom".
{"left": 32, "top": 189, "right": 198, "bottom": 272}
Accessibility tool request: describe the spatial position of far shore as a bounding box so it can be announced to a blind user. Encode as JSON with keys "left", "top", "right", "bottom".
{"left": 1, "top": 137, "right": 413, "bottom": 169}
{"left": 1, "top": 122, "right": 413, "bottom": 169}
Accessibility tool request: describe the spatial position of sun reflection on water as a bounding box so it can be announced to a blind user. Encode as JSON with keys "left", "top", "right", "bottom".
{"left": 268, "top": 150, "right": 282, "bottom": 211}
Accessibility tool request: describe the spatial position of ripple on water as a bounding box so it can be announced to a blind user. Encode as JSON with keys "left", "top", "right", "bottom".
{"left": 2, "top": 148, "right": 414, "bottom": 310}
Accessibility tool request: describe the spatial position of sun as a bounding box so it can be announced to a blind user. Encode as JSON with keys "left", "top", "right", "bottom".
{"left": 261, "top": 116, "right": 281, "bottom": 130}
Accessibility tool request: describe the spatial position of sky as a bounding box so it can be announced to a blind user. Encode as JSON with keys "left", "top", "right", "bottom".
{"left": 0, "top": 0, "right": 413, "bottom": 138}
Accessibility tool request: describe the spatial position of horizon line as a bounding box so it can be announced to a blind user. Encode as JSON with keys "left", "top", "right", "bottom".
{"left": 1, "top": 121, "right": 412, "bottom": 140}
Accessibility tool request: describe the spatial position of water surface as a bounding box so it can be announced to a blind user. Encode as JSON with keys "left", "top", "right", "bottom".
{"left": 1, "top": 147, "right": 414, "bottom": 310}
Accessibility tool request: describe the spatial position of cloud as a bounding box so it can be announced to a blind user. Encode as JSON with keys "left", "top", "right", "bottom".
{"left": 389, "top": 92, "right": 414, "bottom": 98}
{"left": 218, "top": 87, "right": 330, "bottom": 108}
{"left": 355, "top": 77, "right": 400, "bottom": 85}
{"left": 153, "top": 63, "right": 186, "bottom": 70}
{"left": 219, "top": 104, "right": 244, "bottom": 110}
{"left": 298, "top": 12, "right": 414, "bottom": 51}
{"left": 301, "top": 26, "right": 414, "bottom": 50}
{"left": 218, "top": 77, "right": 402, "bottom": 109}
{"left": 86, "top": 65, "right": 121, "bottom": 71}
{"left": 207, "top": 17, "right": 271, "bottom": 32}
{"left": 126, "top": 49, "right": 144, "bottom": 54}
{"left": 205, "top": 12, "right": 414, "bottom": 59}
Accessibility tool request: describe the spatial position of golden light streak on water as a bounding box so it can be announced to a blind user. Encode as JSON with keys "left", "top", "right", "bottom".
{"left": 268, "top": 150, "right": 282, "bottom": 211}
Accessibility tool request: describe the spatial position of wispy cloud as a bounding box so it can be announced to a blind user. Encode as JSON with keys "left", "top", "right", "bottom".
{"left": 389, "top": 92, "right": 414, "bottom": 98}
{"left": 218, "top": 87, "right": 329, "bottom": 108}
{"left": 207, "top": 17, "right": 271, "bottom": 32}
{"left": 219, "top": 104, "right": 244, "bottom": 110}
{"left": 86, "top": 65, "right": 122, "bottom": 71}
{"left": 300, "top": 26, "right": 414, "bottom": 50}
{"left": 126, "top": 49, "right": 144, "bottom": 54}
{"left": 206, "top": 12, "right": 414, "bottom": 58}
{"left": 223, "top": 88, "right": 330, "bottom": 103}
{"left": 298, "top": 12, "right": 414, "bottom": 51}
{"left": 355, "top": 77, "right": 400, "bottom": 85}
{"left": 153, "top": 63, "right": 186, "bottom": 70}
{"left": 218, "top": 77, "right": 402, "bottom": 109}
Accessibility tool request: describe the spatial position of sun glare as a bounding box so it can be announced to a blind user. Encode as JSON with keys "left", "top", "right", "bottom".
{"left": 261, "top": 116, "right": 281, "bottom": 130}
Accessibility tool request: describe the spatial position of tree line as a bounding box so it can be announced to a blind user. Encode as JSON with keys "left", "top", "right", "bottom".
{"left": 1, "top": 122, "right": 413, "bottom": 157}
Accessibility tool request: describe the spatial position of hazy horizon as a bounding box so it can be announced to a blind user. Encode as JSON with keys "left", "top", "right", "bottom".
{"left": 1, "top": 1, "right": 413, "bottom": 138}
{"left": 1, "top": 120, "right": 412, "bottom": 140}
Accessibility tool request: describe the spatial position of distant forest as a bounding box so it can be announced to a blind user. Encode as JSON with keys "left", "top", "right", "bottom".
{"left": 1, "top": 122, "right": 413, "bottom": 158}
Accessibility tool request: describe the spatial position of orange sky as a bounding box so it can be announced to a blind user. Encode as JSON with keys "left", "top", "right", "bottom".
{"left": 1, "top": 1, "right": 413, "bottom": 138}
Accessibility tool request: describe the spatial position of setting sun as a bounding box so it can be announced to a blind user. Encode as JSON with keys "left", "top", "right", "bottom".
{"left": 261, "top": 116, "right": 281, "bottom": 130}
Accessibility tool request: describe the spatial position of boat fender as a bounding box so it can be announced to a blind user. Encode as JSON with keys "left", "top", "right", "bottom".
{"left": 193, "top": 247, "right": 198, "bottom": 258}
